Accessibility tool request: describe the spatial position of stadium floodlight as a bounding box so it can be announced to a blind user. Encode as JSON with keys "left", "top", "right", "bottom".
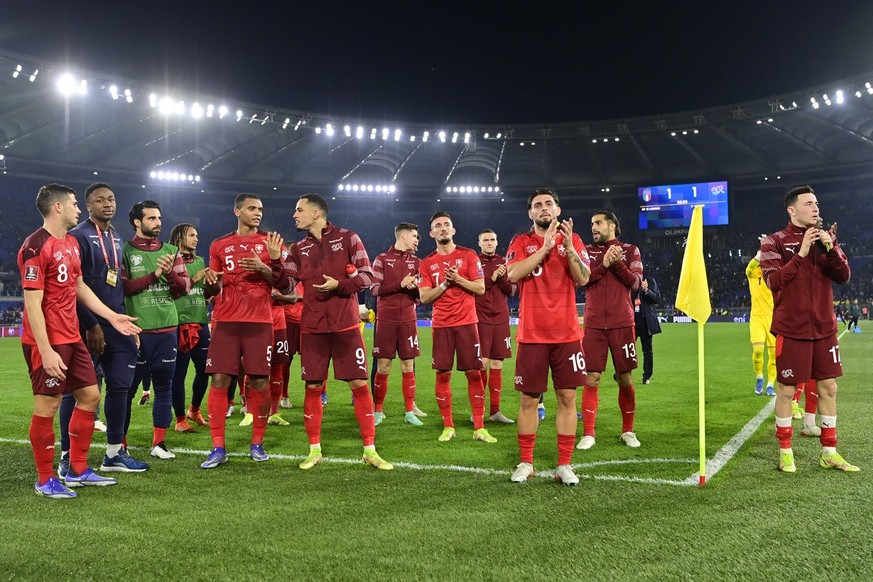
{"left": 356, "top": 126, "right": 364, "bottom": 139}
{"left": 394, "top": 129, "right": 401, "bottom": 141}
{"left": 219, "top": 105, "right": 228, "bottom": 119}
{"left": 422, "top": 131, "right": 430, "bottom": 142}
{"left": 150, "top": 171, "right": 157, "bottom": 178}
{"left": 159, "top": 97, "right": 174, "bottom": 115}
{"left": 438, "top": 131, "right": 446, "bottom": 143}
{"left": 344, "top": 125, "right": 351, "bottom": 137}
{"left": 57, "top": 73, "right": 76, "bottom": 95}
{"left": 836, "top": 90, "right": 844, "bottom": 104}
{"left": 484, "top": 132, "right": 489, "bottom": 138}
{"left": 382, "top": 128, "right": 389, "bottom": 140}
{"left": 282, "top": 117, "right": 290, "bottom": 129}
{"left": 315, "top": 127, "right": 322, "bottom": 134}
{"left": 78, "top": 79, "right": 88, "bottom": 95}
{"left": 194, "top": 175, "right": 200, "bottom": 182}
{"left": 410, "top": 135, "right": 416, "bottom": 142}
{"left": 149, "top": 93, "right": 158, "bottom": 107}
{"left": 451, "top": 132, "right": 458, "bottom": 143}
{"left": 29, "top": 68, "right": 39, "bottom": 82}
{"left": 446, "top": 186, "right": 451, "bottom": 193}
{"left": 12, "top": 64, "right": 21, "bottom": 79}
{"left": 207, "top": 104, "right": 215, "bottom": 118}
{"left": 124, "top": 88, "right": 132, "bottom": 103}
{"left": 856, "top": 90, "right": 863, "bottom": 98}
{"left": 464, "top": 132, "right": 470, "bottom": 144}
{"left": 338, "top": 184, "right": 345, "bottom": 191}
{"left": 326, "top": 123, "right": 335, "bottom": 136}
{"left": 388, "top": 185, "right": 396, "bottom": 193}
{"left": 496, "top": 132, "right": 502, "bottom": 139}
{"left": 352, "top": 184, "right": 359, "bottom": 191}
{"left": 109, "top": 85, "right": 119, "bottom": 100}
{"left": 236, "top": 109, "right": 244, "bottom": 121}
{"left": 191, "top": 103, "right": 203, "bottom": 119}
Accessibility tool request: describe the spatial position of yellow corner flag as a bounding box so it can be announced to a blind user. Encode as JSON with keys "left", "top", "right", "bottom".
{"left": 675, "top": 205, "right": 711, "bottom": 323}
{"left": 675, "top": 205, "right": 711, "bottom": 486}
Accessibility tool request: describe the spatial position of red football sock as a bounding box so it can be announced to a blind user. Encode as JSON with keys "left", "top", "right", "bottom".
{"left": 819, "top": 415, "right": 837, "bottom": 448}
{"left": 401, "top": 372, "right": 416, "bottom": 412}
{"left": 488, "top": 368, "right": 503, "bottom": 415}
{"left": 207, "top": 386, "right": 228, "bottom": 448}
{"left": 435, "top": 371, "right": 454, "bottom": 428}
{"left": 775, "top": 425, "right": 793, "bottom": 449}
{"left": 467, "top": 370, "right": 486, "bottom": 430}
{"left": 69, "top": 407, "right": 96, "bottom": 475}
{"left": 250, "top": 388, "right": 269, "bottom": 445}
{"left": 618, "top": 383, "right": 636, "bottom": 433}
{"left": 352, "top": 385, "right": 376, "bottom": 447}
{"left": 29, "top": 414, "right": 55, "bottom": 485}
{"left": 793, "top": 385, "right": 804, "bottom": 403}
{"left": 303, "top": 388, "right": 323, "bottom": 445}
{"left": 518, "top": 433, "right": 536, "bottom": 464}
{"left": 269, "top": 366, "right": 283, "bottom": 415}
{"left": 373, "top": 372, "right": 389, "bottom": 412}
{"left": 581, "top": 385, "right": 599, "bottom": 437}
{"left": 804, "top": 379, "right": 818, "bottom": 414}
{"left": 557, "top": 433, "right": 575, "bottom": 466}
{"left": 152, "top": 427, "right": 166, "bottom": 448}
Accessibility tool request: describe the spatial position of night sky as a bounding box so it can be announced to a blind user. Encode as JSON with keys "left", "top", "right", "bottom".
{"left": 3, "top": 2, "right": 873, "bottom": 124}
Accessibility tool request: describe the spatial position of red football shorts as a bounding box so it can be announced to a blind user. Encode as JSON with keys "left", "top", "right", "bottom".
{"left": 206, "top": 321, "right": 273, "bottom": 377}
{"left": 431, "top": 323, "right": 483, "bottom": 371}
{"left": 300, "top": 328, "right": 368, "bottom": 382}
{"left": 23, "top": 340, "right": 98, "bottom": 396}
{"left": 775, "top": 334, "right": 842, "bottom": 384}
{"left": 514, "top": 340, "right": 587, "bottom": 393}
{"left": 581, "top": 326, "right": 638, "bottom": 373}
{"left": 272, "top": 327, "right": 290, "bottom": 365}
{"left": 477, "top": 321, "right": 512, "bottom": 360}
{"left": 373, "top": 320, "right": 420, "bottom": 360}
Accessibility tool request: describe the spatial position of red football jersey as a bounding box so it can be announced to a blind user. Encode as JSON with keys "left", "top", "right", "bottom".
{"left": 507, "top": 231, "right": 588, "bottom": 344}
{"left": 584, "top": 240, "right": 642, "bottom": 329}
{"left": 209, "top": 231, "right": 274, "bottom": 324}
{"left": 283, "top": 282, "right": 305, "bottom": 324}
{"left": 419, "top": 246, "right": 483, "bottom": 328}
{"left": 18, "top": 228, "right": 83, "bottom": 345}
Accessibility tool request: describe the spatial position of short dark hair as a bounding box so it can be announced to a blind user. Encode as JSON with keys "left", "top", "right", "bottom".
{"left": 129, "top": 200, "right": 161, "bottom": 227}
{"left": 299, "top": 193, "right": 329, "bottom": 217}
{"left": 429, "top": 211, "right": 451, "bottom": 226}
{"left": 169, "top": 223, "right": 197, "bottom": 257}
{"left": 395, "top": 222, "right": 418, "bottom": 235}
{"left": 527, "top": 187, "right": 559, "bottom": 209}
{"left": 478, "top": 228, "right": 496, "bottom": 238}
{"left": 36, "top": 183, "right": 76, "bottom": 217}
{"left": 84, "top": 183, "right": 113, "bottom": 201}
{"left": 593, "top": 210, "right": 622, "bottom": 238}
{"left": 785, "top": 185, "right": 814, "bottom": 208}
{"left": 235, "top": 193, "right": 261, "bottom": 209}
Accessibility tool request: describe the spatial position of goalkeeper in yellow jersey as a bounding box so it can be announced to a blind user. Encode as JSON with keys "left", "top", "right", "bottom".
{"left": 746, "top": 251, "right": 776, "bottom": 396}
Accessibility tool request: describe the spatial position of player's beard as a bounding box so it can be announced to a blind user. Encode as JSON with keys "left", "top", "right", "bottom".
{"left": 534, "top": 217, "right": 552, "bottom": 229}
{"left": 438, "top": 236, "right": 451, "bottom": 245}
{"left": 142, "top": 225, "right": 160, "bottom": 238}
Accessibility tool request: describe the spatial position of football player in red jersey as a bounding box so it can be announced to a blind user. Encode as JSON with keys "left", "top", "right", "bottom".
{"left": 506, "top": 188, "right": 590, "bottom": 485}
{"left": 19, "top": 184, "right": 140, "bottom": 498}
{"left": 419, "top": 212, "right": 496, "bottom": 444}
{"left": 285, "top": 194, "right": 393, "bottom": 470}
{"left": 578, "top": 211, "right": 643, "bottom": 451}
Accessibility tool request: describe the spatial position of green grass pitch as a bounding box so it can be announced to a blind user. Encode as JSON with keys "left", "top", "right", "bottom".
{"left": 0, "top": 321, "right": 871, "bottom": 580}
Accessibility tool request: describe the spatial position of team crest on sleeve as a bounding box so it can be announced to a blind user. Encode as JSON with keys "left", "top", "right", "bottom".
{"left": 25, "top": 265, "right": 39, "bottom": 281}
{"left": 507, "top": 251, "right": 516, "bottom": 260}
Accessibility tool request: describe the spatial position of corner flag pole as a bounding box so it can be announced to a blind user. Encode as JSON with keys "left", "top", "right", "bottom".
{"left": 673, "top": 205, "right": 712, "bottom": 487}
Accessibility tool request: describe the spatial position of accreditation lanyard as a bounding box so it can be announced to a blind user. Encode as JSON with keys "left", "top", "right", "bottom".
{"left": 92, "top": 220, "right": 120, "bottom": 287}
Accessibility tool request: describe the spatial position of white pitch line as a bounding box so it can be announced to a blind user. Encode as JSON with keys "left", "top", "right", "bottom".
{"left": 685, "top": 397, "right": 776, "bottom": 485}
{"left": 0, "top": 436, "right": 701, "bottom": 485}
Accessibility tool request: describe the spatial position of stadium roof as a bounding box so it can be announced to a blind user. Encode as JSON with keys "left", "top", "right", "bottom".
{"left": 4, "top": 49, "right": 873, "bottom": 202}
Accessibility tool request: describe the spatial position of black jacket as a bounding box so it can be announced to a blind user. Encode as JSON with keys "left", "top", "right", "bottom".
{"left": 633, "top": 276, "right": 662, "bottom": 335}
